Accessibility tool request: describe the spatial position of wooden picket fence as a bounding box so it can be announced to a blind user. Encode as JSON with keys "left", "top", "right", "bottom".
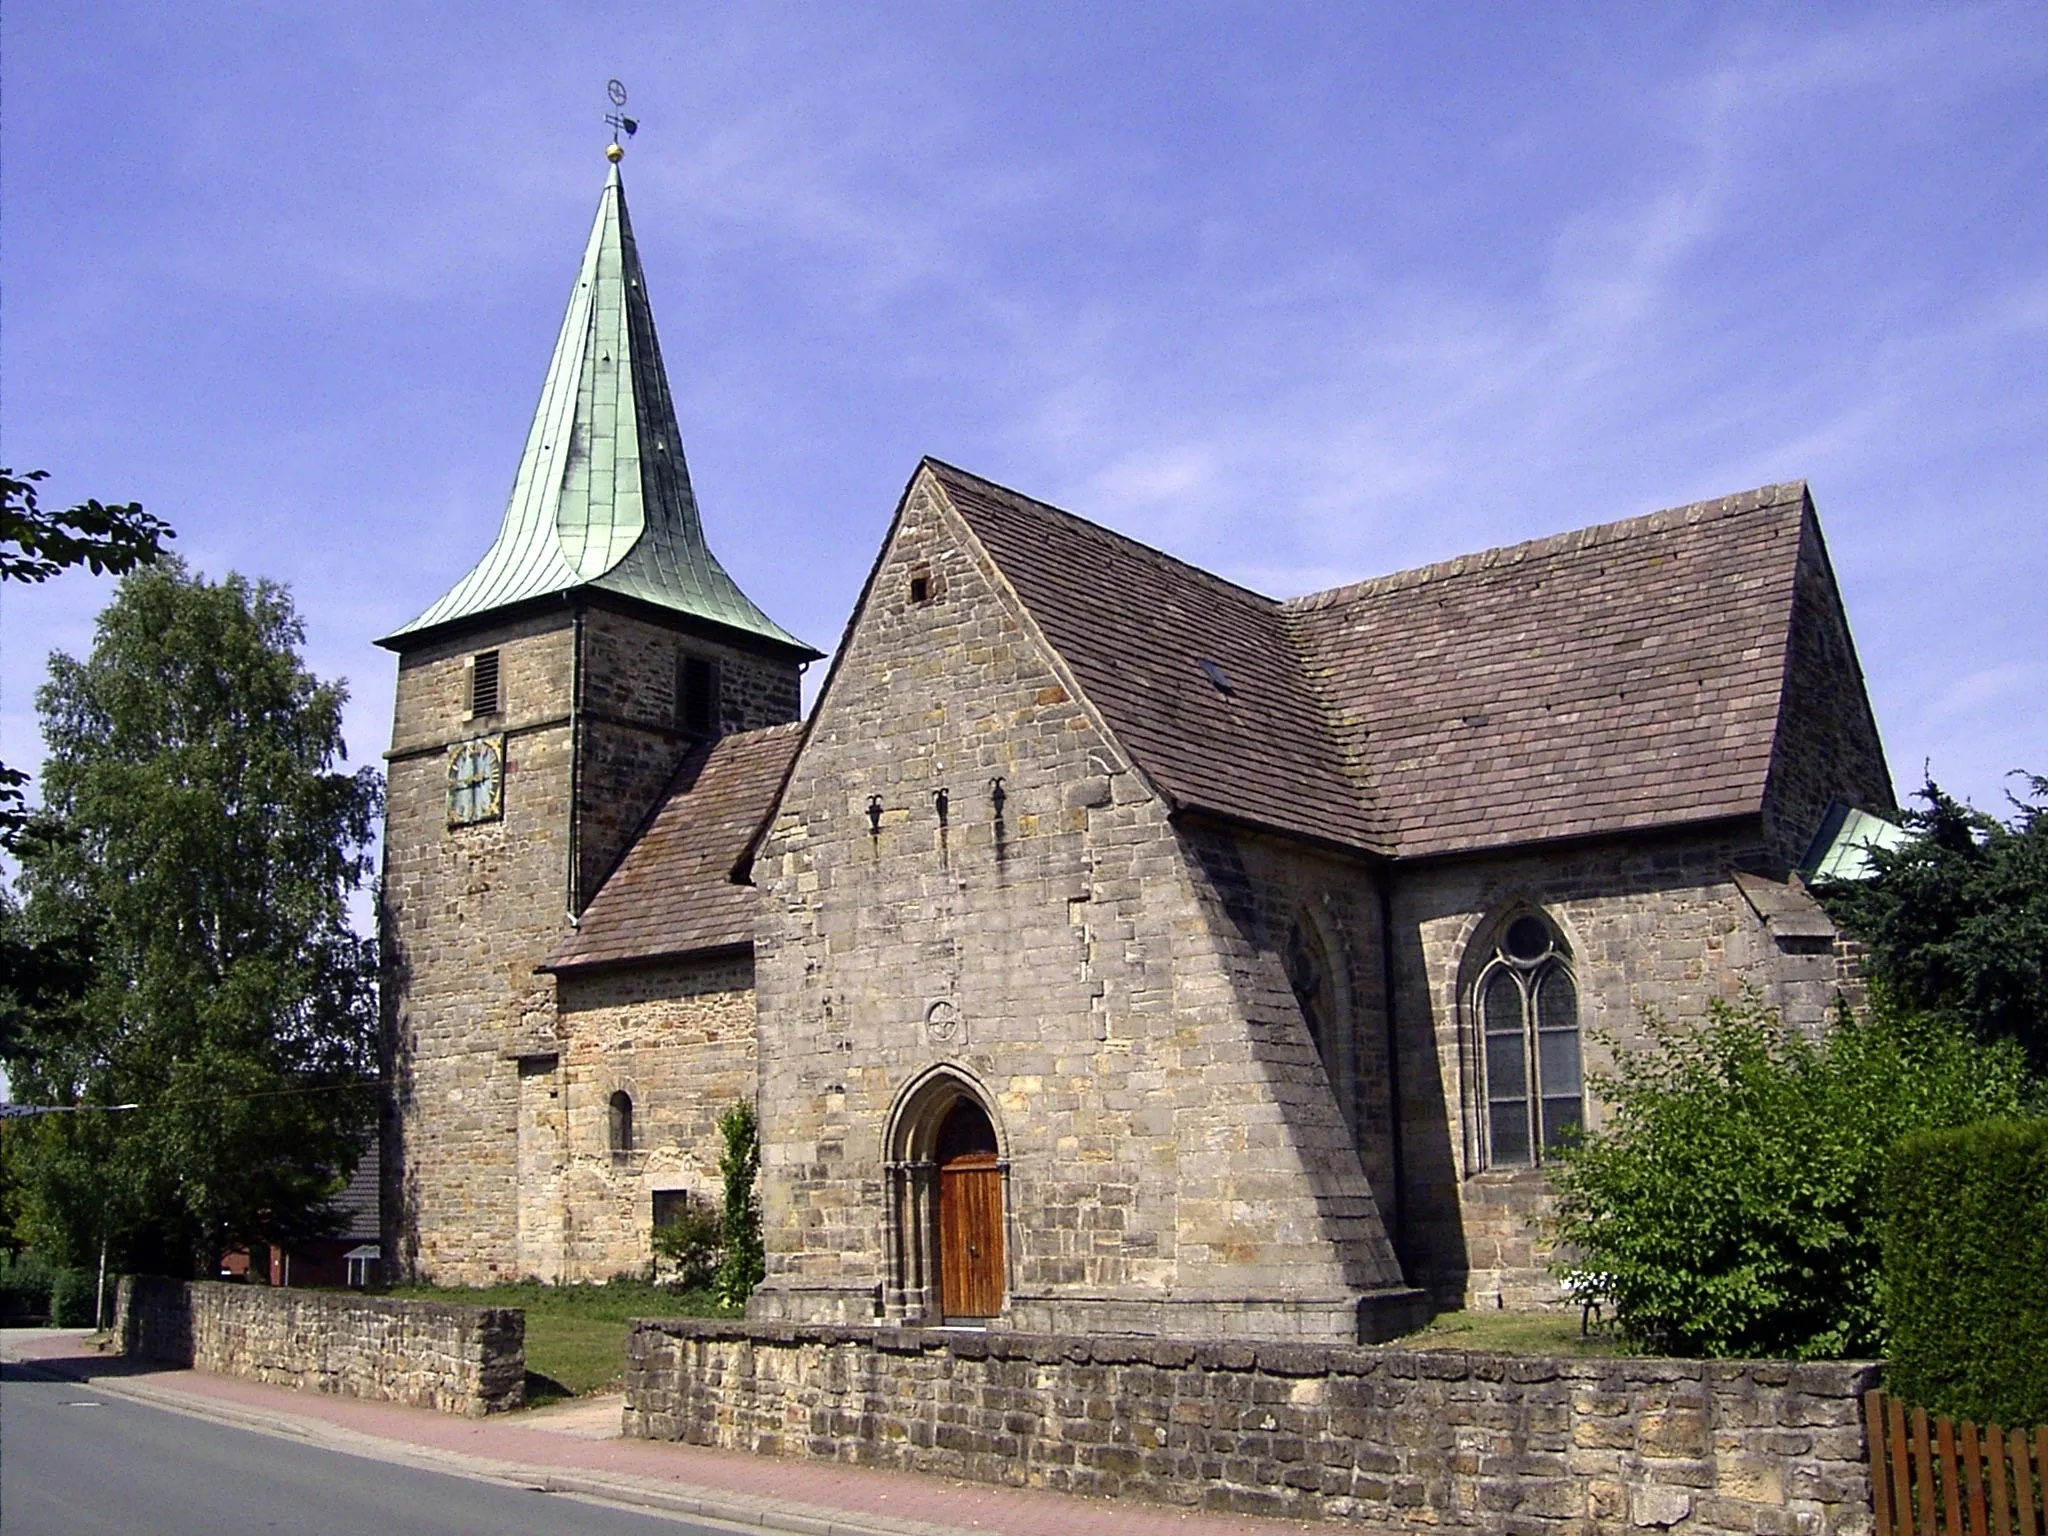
{"left": 1868, "top": 1391, "right": 2048, "bottom": 1536}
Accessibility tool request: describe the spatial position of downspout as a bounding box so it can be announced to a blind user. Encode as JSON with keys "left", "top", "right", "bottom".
{"left": 1376, "top": 862, "right": 1409, "bottom": 1272}
{"left": 566, "top": 605, "right": 586, "bottom": 922}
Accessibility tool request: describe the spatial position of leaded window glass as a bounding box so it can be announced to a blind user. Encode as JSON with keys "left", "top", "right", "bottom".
{"left": 1474, "top": 913, "right": 1581, "bottom": 1167}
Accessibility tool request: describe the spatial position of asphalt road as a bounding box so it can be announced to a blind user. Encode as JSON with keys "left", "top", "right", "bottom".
{"left": 0, "top": 1362, "right": 732, "bottom": 1536}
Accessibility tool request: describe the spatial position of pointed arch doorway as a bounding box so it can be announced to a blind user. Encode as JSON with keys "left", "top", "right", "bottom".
{"left": 884, "top": 1071, "right": 1008, "bottom": 1324}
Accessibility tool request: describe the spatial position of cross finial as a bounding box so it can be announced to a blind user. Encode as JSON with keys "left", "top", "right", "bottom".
{"left": 605, "top": 79, "right": 637, "bottom": 161}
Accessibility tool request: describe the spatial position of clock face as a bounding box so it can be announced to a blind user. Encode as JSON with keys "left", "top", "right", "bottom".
{"left": 446, "top": 735, "right": 505, "bottom": 826}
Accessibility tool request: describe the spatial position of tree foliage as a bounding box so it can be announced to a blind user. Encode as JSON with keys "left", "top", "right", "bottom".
{"left": 1818, "top": 776, "right": 2048, "bottom": 1068}
{"left": 0, "top": 469, "right": 172, "bottom": 584}
{"left": 1, "top": 468, "right": 173, "bottom": 850}
{"left": 1550, "top": 996, "right": 2039, "bottom": 1359}
{"left": 715, "top": 1101, "right": 764, "bottom": 1311}
{"left": 2, "top": 560, "right": 380, "bottom": 1275}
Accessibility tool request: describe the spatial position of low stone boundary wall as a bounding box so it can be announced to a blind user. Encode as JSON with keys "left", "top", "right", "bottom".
{"left": 116, "top": 1276, "right": 524, "bottom": 1416}
{"left": 626, "top": 1319, "right": 1878, "bottom": 1534}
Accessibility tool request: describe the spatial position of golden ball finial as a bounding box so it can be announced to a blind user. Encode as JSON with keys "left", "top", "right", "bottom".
{"left": 606, "top": 141, "right": 624, "bottom": 163}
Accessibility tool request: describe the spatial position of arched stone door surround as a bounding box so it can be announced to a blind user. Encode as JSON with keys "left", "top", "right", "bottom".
{"left": 882, "top": 1067, "right": 1010, "bottom": 1324}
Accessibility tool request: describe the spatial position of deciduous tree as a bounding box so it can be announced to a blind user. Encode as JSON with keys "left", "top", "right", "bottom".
{"left": 3, "top": 560, "right": 379, "bottom": 1275}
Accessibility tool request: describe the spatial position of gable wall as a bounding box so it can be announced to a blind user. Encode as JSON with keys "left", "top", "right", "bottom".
{"left": 1759, "top": 514, "right": 1897, "bottom": 870}
{"left": 751, "top": 475, "right": 1410, "bottom": 1340}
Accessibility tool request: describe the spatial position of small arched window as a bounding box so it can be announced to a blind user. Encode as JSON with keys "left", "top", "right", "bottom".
{"left": 1475, "top": 913, "right": 1581, "bottom": 1168}
{"left": 608, "top": 1091, "right": 634, "bottom": 1161}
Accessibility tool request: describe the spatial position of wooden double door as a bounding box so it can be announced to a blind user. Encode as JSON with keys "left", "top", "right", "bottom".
{"left": 934, "top": 1100, "right": 1005, "bottom": 1319}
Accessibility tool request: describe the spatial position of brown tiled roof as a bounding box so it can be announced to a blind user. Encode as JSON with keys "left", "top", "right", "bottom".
{"left": 930, "top": 461, "right": 1810, "bottom": 860}
{"left": 1284, "top": 484, "right": 1809, "bottom": 857}
{"left": 559, "top": 472, "right": 1822, "bottom": 970}
{"left": 545, "top": 722, "right": 804, "bottom": 971}
{"left": 928, "top": 462, "right": 1387, "bottom": 853}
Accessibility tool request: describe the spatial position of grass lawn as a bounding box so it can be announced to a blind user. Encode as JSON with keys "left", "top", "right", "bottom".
{"left": 385, "top": 1280, "right": 729, "bottom": 1406}
{"left": 379, "top": 1283, "right": 1635, "bottom": 1407}
{"left": 1394, "top": 1305, "right": 1638, "bottom": 1356}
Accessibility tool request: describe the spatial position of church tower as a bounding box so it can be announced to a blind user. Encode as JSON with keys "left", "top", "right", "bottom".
{"left": 376, "top": 149, "right": 818, "bottom": 1283}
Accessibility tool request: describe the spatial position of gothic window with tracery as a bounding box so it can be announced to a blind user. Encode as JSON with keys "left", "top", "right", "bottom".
{"left": 1474, "top": 913, "right": 1581, "bottom": 1167}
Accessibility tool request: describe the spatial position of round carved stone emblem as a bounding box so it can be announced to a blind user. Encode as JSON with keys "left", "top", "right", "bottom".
{"left": 924, "top": 999, "right": 962, "bottom": 1046}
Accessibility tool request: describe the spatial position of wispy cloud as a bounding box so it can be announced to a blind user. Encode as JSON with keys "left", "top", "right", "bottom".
{"left": 1931, "top": 662, "right": 2048, "bottom": 721}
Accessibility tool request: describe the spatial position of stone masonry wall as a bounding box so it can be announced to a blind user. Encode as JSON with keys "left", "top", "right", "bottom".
{"left": 382, "top": 611, "right": 579, "bottom": 1284}
{"left": 533, "top": 956, "right": 757, "bottom": 1281}
{"left": 116, "top": 1276, "right": 524, "bottom": 1416}
{"left": 625, "top": 1319, "right": 1878, "bottom": 1536}
{"left": 750, "top": 466, "right": 1408, "bottom": 1339}
{"left": 1182, "top": 826, "right": 1402, "bottom": 1256}
{"left": 1389, "top": 829, "right": 1860, "bottom": 1311}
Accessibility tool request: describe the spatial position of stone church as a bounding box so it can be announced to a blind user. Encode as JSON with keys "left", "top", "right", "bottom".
{"left": 377, "top": 155, "right": 1895, "bottom": 1340}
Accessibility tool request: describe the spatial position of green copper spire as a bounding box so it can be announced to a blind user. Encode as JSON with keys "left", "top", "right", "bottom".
{"left": 385, "top": 157, "right": 813, "bottom": 653}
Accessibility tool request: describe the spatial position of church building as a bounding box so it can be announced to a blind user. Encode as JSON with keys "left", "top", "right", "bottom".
{"left": 377, "top": 154, "right": 1895, "bottom": 1340}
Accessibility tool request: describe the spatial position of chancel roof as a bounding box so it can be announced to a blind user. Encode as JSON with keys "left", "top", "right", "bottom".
{"left": 544, "top": 722, "right": 803, "bottom": 973}
{"left": 1281, "top": 483, "right": 1813, "bottom": 857}
{"left": 383, "top": 163, "right": 813, "bottom": 656}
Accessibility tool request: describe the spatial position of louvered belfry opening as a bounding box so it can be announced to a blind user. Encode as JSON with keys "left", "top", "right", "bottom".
{"left": 468, "top": 649, "right": 501, "bottom": 717}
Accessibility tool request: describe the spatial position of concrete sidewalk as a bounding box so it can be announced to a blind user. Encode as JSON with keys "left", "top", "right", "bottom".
{"left": 1, "top": 1329, "right": 1336, "bottom": 1536}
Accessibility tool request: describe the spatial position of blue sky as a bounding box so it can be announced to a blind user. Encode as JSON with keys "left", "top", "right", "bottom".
{"left": 5, "top": 2, "right": 2045, "bottom": 860}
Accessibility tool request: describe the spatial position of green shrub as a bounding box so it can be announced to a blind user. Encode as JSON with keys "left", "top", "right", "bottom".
{"left": 715, "top": 1102, "right": 764, "bottom": 1312}
{"left": 1551, "top": 996, "right": 2038, "bottom": 1359}
{"left": 48, "top": 1266, "right": 97, "bottom": 1327}
{"left": 651, "top": 1200, "right": 723, "bottom": 1290}
{"left": 1880, "top": 1119, "right": 2048, "bottom": 1425}
{"left": 0, "top": 1250, "right": 59, "bottom": 1321}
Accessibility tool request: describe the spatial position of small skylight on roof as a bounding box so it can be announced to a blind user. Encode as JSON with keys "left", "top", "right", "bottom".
{"left": 1198, "top": 658, "right": 1232, "bottom": 694}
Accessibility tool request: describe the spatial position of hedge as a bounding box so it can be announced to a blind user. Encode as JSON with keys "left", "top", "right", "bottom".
{"left": 1880, "top": 1118, "right": 2048, "bottom": 1425}
{"left": 49, "top": 1266, "right": 98, "bottom": 1328}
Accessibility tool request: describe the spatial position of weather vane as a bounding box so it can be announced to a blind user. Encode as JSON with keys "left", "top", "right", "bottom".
{"left": 605, "top": 79, "right": 638, "bottom": 161}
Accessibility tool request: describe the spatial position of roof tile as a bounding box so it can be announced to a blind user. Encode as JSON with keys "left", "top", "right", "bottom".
{"left": 546, "top": 722, "right": 803, "bottom": 971}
